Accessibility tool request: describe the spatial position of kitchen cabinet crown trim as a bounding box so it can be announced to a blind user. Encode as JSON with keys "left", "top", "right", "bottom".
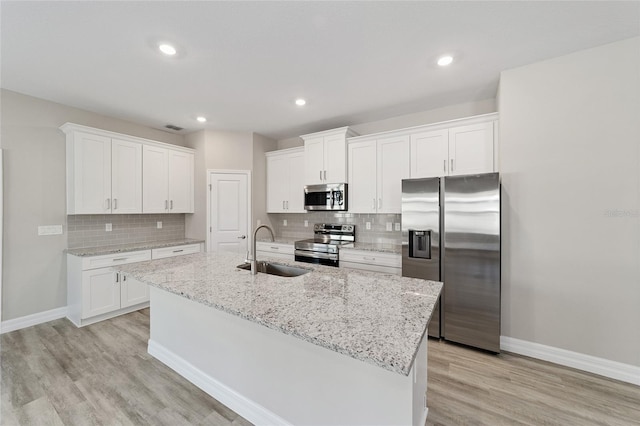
{"left": 299, "top": 126, "right": 358, "bottom": 140}
{"left": 346, "top": 112, "right": 498, "bottom": 143}
{"left": 265, "top": 146, "right": 303, "bottom": 157}
{"left": 59, "top": 122, "right": 194, "bottom": 154}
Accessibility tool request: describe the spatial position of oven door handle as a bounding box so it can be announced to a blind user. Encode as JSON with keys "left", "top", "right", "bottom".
{"left": 294, "top": 250, "right": 338, "bottom": 260}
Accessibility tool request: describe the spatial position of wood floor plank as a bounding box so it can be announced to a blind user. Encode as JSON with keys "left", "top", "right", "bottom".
{"left": 3, "top": 309, "right": 639, "bottom": 426}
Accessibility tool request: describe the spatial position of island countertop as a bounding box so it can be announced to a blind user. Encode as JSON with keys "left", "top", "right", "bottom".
{"left": 116, "top": 251, "right": 442, "bottom": 376}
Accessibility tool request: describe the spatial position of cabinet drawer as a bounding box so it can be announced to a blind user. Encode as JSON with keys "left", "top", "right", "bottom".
{"left": 81, "top": 250, "right": 151, "bottom": 270}
{"left": 152, "top": 243, "right": 201, "bottom": 259}
{"left": 340, "top": 261, "right": 401, "bottom": 276}
{"left": 339, "top": 250, "right": 401, "bottom": 268}
{"left": 256, "top": 242, "right": 294, "bottom": 255}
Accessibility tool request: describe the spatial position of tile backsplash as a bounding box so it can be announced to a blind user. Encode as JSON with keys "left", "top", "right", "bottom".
{"left": 67, "top": 214, "right": 185, "bottom": 249}
{"left": 268, "top": 212, "right": 401, "bottom": 244}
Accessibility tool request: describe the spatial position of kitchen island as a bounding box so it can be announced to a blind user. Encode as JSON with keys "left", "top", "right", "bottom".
{"left": 117, "top": 251, "right": 442, "bottom": 426}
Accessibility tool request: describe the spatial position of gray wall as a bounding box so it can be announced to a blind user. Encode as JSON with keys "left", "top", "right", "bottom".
{"left": 277, "top": 98, "right": 497, "bottom": 149}
{"left": 0, "top": 89, "right": 185, "bottom": 321}
{"left": 499, "top": 37, "right": 640, "bottom": 366}
{"left": 252, "top": 133, "right": 278, "bottom": 231}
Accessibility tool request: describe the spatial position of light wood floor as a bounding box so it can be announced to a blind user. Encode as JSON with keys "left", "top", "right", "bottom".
{"left": 2, "top": 309, "right": 639, "bottom": 425}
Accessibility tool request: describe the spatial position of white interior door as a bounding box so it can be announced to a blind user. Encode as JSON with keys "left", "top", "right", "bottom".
{"left": 209, "top": 171, "right": 250, "bottom": 254}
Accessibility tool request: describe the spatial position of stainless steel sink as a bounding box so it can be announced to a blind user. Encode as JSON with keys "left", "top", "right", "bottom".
{"left": 236, "top": 262, "right": 311, "bottom": 277}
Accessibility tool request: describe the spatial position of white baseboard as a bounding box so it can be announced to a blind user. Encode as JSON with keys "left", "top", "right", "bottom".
{"left": 501, "top": 336, "right": 640, "bottom": 386}
{"left": 148, "top": 339, "right": 292, "bottom": 426}
{"left": 1, "top": 306, "right": 68, "bottom": 334}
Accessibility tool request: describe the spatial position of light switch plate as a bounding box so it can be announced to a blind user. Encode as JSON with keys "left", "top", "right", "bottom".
{"left": 105, "top": 223, "right": 112, "bottom": 232}
{"left": 38, "top": 225, "right": 63, "bottom": 236}
{"left": 365, "top": 222, "right": 371, "bottom": 230}
{"left": 386, "top": 222, "right": 392, "bottom": 231}
{"left": 283, "top": 219, "right": 288, "bottom": 226}
{"left": 395, "top": 222, "right": 401, "bottom": 231}
{"left": 157, "top": 221, "right": 162, "bottom": 229}
{"left": 304, "top": 220, "right": 309, "bottom": 227}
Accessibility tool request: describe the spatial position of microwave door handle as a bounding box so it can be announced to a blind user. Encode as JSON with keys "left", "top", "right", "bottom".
{"left": 329, "top": 190, "right": 335, "bottom": 209}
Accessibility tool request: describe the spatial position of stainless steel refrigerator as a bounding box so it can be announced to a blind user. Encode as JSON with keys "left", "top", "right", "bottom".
{"left": 401, "top": 172, "right": 501, "bottom": 352}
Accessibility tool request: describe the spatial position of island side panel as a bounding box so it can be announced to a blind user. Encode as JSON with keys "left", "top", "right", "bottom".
{"left": 148, "top": 286, "right": 425, "bottom": 426}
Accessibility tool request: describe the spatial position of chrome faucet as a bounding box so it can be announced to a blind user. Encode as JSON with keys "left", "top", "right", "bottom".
{"left": 251, "top": 224, "right": 275, "bottom": 275}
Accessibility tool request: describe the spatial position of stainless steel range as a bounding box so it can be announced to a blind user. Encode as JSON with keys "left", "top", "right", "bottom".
{"left": 294, "top": 223, "right": 355, "bottom": 267}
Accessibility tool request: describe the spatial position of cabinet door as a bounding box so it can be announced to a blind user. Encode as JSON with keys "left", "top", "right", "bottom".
{"left": 81, "top": 268, "right": 120, "bottom": 319}
{"left": 287, "top": 151, "right": 306, "bottom": 212}
{"left": 267, "top": 154, "right": 288, "bottom": 213}
{"left": 448, "top": 122, "right": 494, "bottom": 176}
{"left": 410, "top": 129, "right": 449, "bottom": 178}
{"left": 377, "top": 136, "right": 410, "bottom": 213}
{"left": 142, "top": 145, "right": 169, "bottom": 213}
{"left": 304, "top": 136, "right": 325, "bottom": 185}
{"left": 71, "top": 132, "right": 111, "bottom": 214}
{"left": 120, "top": 275, "right": 149, "bottom": 308}
{"left": 348, "top": 140, "right": 377, "bottom": 213}
{"left": 168, "top": 150, "right": 194, "bottom": 213}
{"left": 111, "top": 138, "right": 142, "bottom": 213}
{"left": 323, "top": 134, "right": 347, "bottom": 183}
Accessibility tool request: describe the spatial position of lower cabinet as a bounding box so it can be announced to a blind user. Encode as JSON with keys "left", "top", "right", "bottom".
{"left": 67, "top": 243, "right": 202, "bottom": 327}
{"left": 256, "top": 241, "right": 294, "bottom": 261}
{"left": 339, "top": 249, "right": 401, "bottom": 276}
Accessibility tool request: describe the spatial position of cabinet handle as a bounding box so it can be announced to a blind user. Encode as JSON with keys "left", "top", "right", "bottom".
{"left": 324, "top": 170, "right": 327, "bottom": 181}
{"left": 113, "top": 198, "right": 117, "bottom": 210}
{"left": 173, "top": 249, "right": 184, "bottom": 253}
{"left": 286, "top": 200, "right": 289, "bottom": 210}
{"left": 270, "top": 246, "right": 279, "bottom": 250}
{"left": 237, "top": 236, "right": 246, "bottom": 240}
{"left": 122, "top": 275, "right": 126, "bottom": 282}
{"left": 113, "top": 257, "right": 128, "bottom": 262}
{"left": 363, "top": 256, "right": 376, "bottom": 261}
{"left": 106, "top": 198, "right": 111, "bottom": 211}
{"left": 165, "top": 200, "right": 168, "bottom": 210}
{"left": 451, "top": 159, "right": 454, "bottom": 172}
{"left": 372, "top": 198, "right": 376, "bottom": 210}
{"left": 283, "top": 200, "right": 285, "bottom": 210}
{"left": 378, "top": 198, "right": 382, "bottom": 209}
{"left": 115, "top": 272, "right": 119, "bottom": 283}
{"left": 444, "top": 159, "right": 447, "bottom": 172}
{"left": 320, "top": 170, "right": 322, "bottom": 181}
{"left": 170, "top": 200, "right": 174, "bottom": 210}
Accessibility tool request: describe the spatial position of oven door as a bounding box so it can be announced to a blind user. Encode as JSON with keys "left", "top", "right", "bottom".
{"left": 294, "top": 250, "right": 339, "bottom": 267}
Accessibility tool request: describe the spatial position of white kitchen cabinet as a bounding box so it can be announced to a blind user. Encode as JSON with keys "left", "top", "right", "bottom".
{"left": 67, "top": 243, "right": 202, "bottom": 327}
{"left": 348, "top": 135, "right": 409, "bottom": 214}
{"left": 410, "top": 118, "right": 496, "bottom": 178}
{"left": 256, "top": 241, "right": 294, "bottom": 261}
{"left": 266, "top": 147, "right": 305, "bottom": 213}
{"left": 340, "top": 249, "right": 401, "bottom": 276}
{"left": 143, "top": 145, "right": 194, "bottom": 213}
{"left": 63, "top": 128, "right": 142, "bottom": 214}
{"left": 301, "top": 127, "right": 357, "bottom": 185}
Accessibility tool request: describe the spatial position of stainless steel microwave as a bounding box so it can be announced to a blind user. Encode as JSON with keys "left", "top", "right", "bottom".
{"left": 304, "top": 183, "right": 348, "bottom": 211}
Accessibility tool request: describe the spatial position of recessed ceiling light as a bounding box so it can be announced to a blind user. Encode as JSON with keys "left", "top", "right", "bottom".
{"left": 437, "top": 55, "right": 453, "bottom": 66}
{"left": 159, "top": 43, "right": 177, "bottom": 56}
{"left": 196, "top": 116, "right": 207, "bottom": 123}
{"left": 295, "top": 99, "right": 306, "bottom": 106}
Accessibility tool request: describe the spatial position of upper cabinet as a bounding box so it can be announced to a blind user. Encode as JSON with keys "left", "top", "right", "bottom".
{"left": 348, "top": 135, "right": 410, "bottom": 214}
{"left": 301, "top": 127, "right": 357, "bottom": 185}
{"left": 61, "top": 123, "right": 194, "bottom": 215}
{"left": 409, "top": 115, "right": 497, "bottom": 178}
{"left": 142, "top": 146, "right": 194, "bottom": 213}
{"left": 266, "top": 147, "right": 305, "bottom": 213}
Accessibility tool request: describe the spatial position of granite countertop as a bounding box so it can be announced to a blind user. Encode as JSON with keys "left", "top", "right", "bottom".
{"left": 116, "top": 251, "right": 441, "bottom": 376}
{"left": 66, "top": 238, "right": 205, "bottom": 257}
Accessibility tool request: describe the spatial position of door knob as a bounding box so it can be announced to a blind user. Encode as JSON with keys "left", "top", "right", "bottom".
{"left": 238, "top": 235, "right": 247, "bottom": 239}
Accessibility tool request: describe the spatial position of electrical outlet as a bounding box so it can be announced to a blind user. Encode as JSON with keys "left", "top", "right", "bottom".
{"left": 395, "top": 222, "right": 401, "bottom": 231}
{"left": 283, "top": 219, "right": 288, "bottom": 226}
{"left": 365, "top": 222, "right": 371, "bottom": 230}
{"left": 157, "top": 221, "right": 162, "bottom": 229}
{"left": 304, "top": 220, "right": 309, "bottom": 227}
{"left": 38, "top": 225, "right": 63, "bottom": 236}
{"left": 386, "top": 222, "right": 392, "bottom": 231}
{"left": 105, "top": 223, "right": 112, "bottom": 232}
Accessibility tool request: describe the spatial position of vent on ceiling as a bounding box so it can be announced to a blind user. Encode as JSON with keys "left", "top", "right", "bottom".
{"left": 165, "top": 124, "right": 184, "bottom": 131}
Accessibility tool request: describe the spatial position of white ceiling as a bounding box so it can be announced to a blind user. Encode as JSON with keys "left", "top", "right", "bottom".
{"left": 1, "top": 1, "right": 639, "bottom": 140}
